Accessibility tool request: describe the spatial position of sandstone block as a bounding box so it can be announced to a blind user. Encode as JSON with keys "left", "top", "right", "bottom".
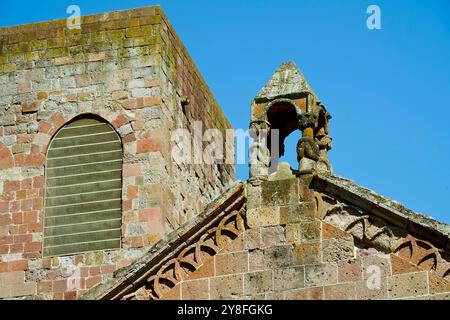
{"left": 305, "top": 263, "right": 338, "bottom": 287}
{"left": 243, "top": 270, "right": 273, "bottom": 296}
{"left": 182, "top": 279, "right": 209, "bottom": 300}
{"left": 261, "top": 178, "right": 298, "bottom": 206}
{"left": 215, "top": 251, "right": 248, "bottom": 276}
{"left": 388, "top": 272, "right": 428, "bottom": 299}
{"left": 273, "top": 266, "right": 305, "bottom": 291}
{"left": 322, "top": 235, "right": 355, "bottom": 263}
{"left": 293, "top": 242, "right": 321, "bottom": 265}
{"left": 210, "top": 274, "right": 243, "bottom": 299}
{"left": 285, "top": 221, "right": 320, "bottom": 243}
{"left": 280, "top": 201, "right": 316, "bottom": 224}
{"left": 247, "top": 207, "right": 280, "bottom": 228}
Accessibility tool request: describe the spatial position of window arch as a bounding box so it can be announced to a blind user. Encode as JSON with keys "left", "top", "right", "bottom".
{"left": 43, "top": 116, "right": 123, "bottom": 257}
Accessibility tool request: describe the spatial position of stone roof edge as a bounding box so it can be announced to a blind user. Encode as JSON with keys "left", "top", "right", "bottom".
{"left": 80, "top": 181, "right": 245, "bottom": 300}
{"left": 313, "top": 173, "right": 450, "bottom": 250}
{"left": 0, "top": 5, "right": 162, "bottom": 35}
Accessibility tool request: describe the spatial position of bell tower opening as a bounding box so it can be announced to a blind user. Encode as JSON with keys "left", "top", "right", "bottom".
{"left": 249, "top": 61, "right": 333, "bottom": 181}
{"left": 266, "top": 101, "right": 299, "bottom": 172}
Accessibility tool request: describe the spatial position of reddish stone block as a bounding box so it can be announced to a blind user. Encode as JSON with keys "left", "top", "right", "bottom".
{"left": 391, "top": 254, "right": 421, "bottom": 275}
{"left": 21, "top": 178, "right": 32, "bottom": 190}
{"left": 37, "top": 281, "right": 53, "bottom": 293}
{"left": 22, "top": 101, "right": 38, "bottom": 113}
{"left": 27, "top": 223, "right": 43, "bottom": 233}
{"left": 429, "top": 272, "right": 450, "bottom": 294}
{"left": 122, "top": 133, "right": 136, "bottom": 144}
{"left": 89, "top": 266, "right": 101, "bottom": 276}
{"left": 13, "top": 234, "right": 32, "bottom": 243}
{"left": 64, "top": 291, "right": 77, "bottom": 300}
{"left": 136, "top": 96, "right": 162, "bottom": 108}
{"left": 4, "top": 181, "right": 20, "bottom": 192}
{"left": 0, "top": 151, "right": 14, "bottom": 169}
{"left": 112, "top": 114, "right": 129, "bottom": 129}
{"left": 53, "top": 279, "right": 68, "bottom": 293}
{"left": 322, "top": 222, "right": 348, "bottom": 239}
{"left": 37, "top": 121, "right": 52, "bottom": 134}
{"left": 187, "top": 258, "right": 215, "bottom": 280}
{"left": 21, "top": 199, "right": 33, "bottom": 211}
{"left": 9, "top": 243, "right": 24, "bottom": 253}
{"left": 30, "top": 144, "right": 41, "bottom": 154}
{"left": 24, "top": 242, "right": 41, "bottom": 253}
{"left": 0, "top": 213, "right": 11, "bottom": 224}
{"left": 0, "top": 201, "right": 9, "bottom": 213}
{"left": 85, "top": 276, "right": 102, "bottom": 288}
{"left": 0, "top": 236, "right": 13, "bottom": 245}
{"left": 127, "top": 185, "right": 139, "bottom": 200}
{"left": 48, "top": 112, "right": 65, "bottom": 129}
{"left": 338, "top": 258, "right": 363, "bottom": 283}
{"left": 119, "top": 98, "right": 137, "bottom": 110}
{"left": 215, "top": 251, "right": 249, "bottom": 276}
{"left": 138, "top": 208, "right": 161, "bottom": 222}
{"left": 12, "top": 212, "right": 23, "bottom": 224}
{"left": 32, "top": 176, "right": 44, "bottom": 188}
{"left": 100, "top": 264, "right": 116, "bottom": 274}
{"left": 123, "top": 163, "right": 141, "bottom": 177}
{"left": 137, "top": 138, "right": 162, "bottom": 153}
{"left": 15, "top": 190, "right": 26, "bottom": 200}
{"left": 8, "top": 260, "right": 28, "bottom": 272}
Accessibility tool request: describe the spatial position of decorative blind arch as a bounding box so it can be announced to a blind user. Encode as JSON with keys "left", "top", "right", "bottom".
{"left": 43, "top": 116, "right": 123, "bottom": 257}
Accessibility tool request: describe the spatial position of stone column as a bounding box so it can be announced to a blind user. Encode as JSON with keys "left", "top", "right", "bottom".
{"left": 296, "top": 112, "right": 319, "bottom": 174}
{"left": 249, "top": 120, "right": 271, "bottom": 181}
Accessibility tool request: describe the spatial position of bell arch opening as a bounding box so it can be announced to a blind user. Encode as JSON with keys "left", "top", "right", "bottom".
{"left": 266, "top": 101, "right": 299, "bottom": 172}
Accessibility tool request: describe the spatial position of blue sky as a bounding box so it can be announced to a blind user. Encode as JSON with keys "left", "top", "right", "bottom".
{"left": 1, "top": 1, "right": 449, "bottom": 223}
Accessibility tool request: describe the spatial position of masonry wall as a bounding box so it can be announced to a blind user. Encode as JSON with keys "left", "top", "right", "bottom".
{"left": 0, "top": 6, "right": 234, "bottom": 299}
{"left": 158, "top": 174, "right": 450, "bottom": 300}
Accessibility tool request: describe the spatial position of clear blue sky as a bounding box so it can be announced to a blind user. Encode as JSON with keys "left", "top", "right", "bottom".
{"left": 1, "top": 1, "right": 449, "bottom": 223}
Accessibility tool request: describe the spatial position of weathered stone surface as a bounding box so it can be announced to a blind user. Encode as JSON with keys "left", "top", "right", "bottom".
{"left": 284, "top": 287, "right": 323, "bottom": 300}
{"left": 293, "top": 242, "right": 321, "bottom": 265}
{"left": 182, "top": 279, "right": 209, "bottom": 300}
{"left": 247, "top": 207, "right": 280, "bottom": 228}
{"left": 362, "top": 255, "right": 391, "bottom": 279}
{"left": 388, "top": 272, "right": 428, "bottom": 299}
{"left": 280, "top": 201, "right": 315, "bottom": 224}
{"left": 273, "top": 266, "right": 305, "bottom": 291}
{"left": 261, "top": 178, "right": 298, "bottom": 206}
{"left": 243, "top": 270, "right": 273, "bottom": 296}
{"left": 210, "top": 274, "right": 243, "bottom": 299}
{"left": 260, "top": 226, "right": 285, "bottom": 248}
{"left": 215, "top": 251, "right": 249, "bottom": 276}
{"left": 338, "top": 259, "right": 363, "bottom": 283}
{"left": 324, "top": 283, "right": 356, "bottom": 300}
{"left": 263, "top": 245, "right": 294, "bottom": 269}
{"left": 322, "top": 235, "right": 355, "bottom": 263}
{"left": 285, "top": 221, "right": 320, "bottom": 243}
{"left": 355, "top": 277, "right": 388, "bottom": 300}
{"left": 243, "top": 228, "right": 261, "bottom": 250}
{"left": 305, "top": 264, "right": 338, "bottom": 287}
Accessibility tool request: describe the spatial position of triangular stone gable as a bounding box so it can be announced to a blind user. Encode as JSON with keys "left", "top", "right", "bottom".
{"left": 254, "top": 61, "right": 317, "bottom": 102}
{"left": 84, "top": 173, "right": 450, "bottom": 300}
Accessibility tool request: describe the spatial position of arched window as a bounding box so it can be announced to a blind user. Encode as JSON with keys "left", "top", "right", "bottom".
{"left": 43, "top": 116, "right": 123, "bottom": 257}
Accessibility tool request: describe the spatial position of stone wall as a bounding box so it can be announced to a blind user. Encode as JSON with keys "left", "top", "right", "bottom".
{"left": 0, "top": 6, "right": 234, "bottom": 299}
{"left": 156, "top": 174, "right": 450, "bottom": 300}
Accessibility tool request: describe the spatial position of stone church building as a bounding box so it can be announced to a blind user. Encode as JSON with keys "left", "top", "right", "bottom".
{"left": 0, "top": 6, "right": 449, "bottom": 300}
